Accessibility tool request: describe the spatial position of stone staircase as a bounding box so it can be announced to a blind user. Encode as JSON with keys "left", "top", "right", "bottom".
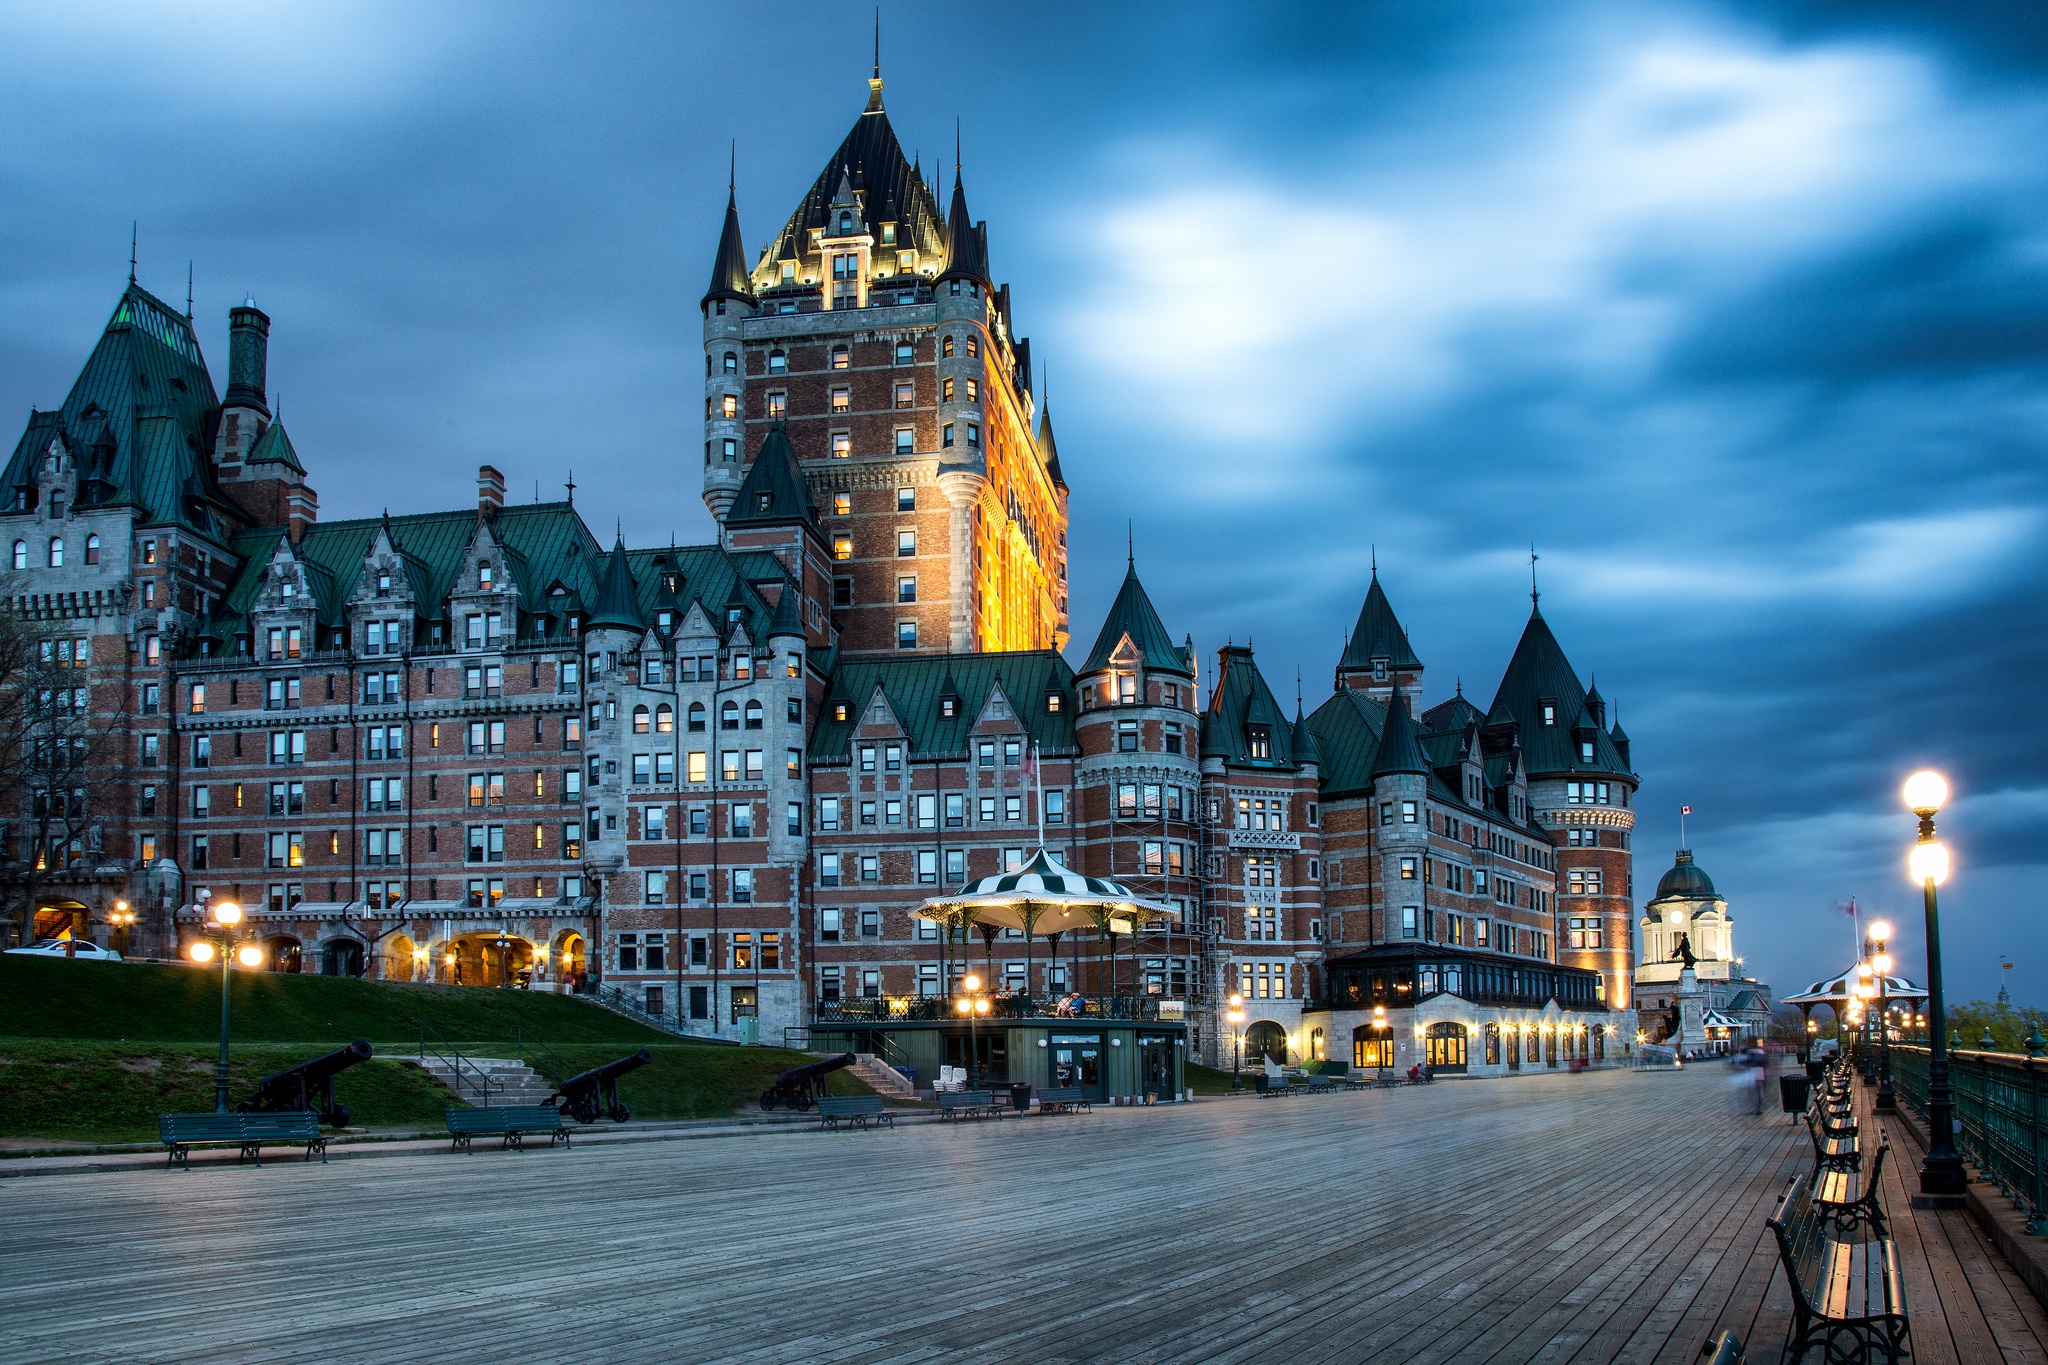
{"left": 848, "top": 1053, "right": 917, "bottom": 1100}
{"left": 417, "top": 1056, "right": 558, "bottom": 1107}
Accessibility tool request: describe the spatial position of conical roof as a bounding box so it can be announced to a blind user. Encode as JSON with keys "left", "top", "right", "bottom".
{"left": 724, "top": 425, "right": 817, "bottom": 528}
{"left": 1037, "top": 407, "right": 1067, "bottom": 493}
{"left": 1202, "top": 645, "right": 1296, "bottom": 767}
{"left": 244, "top": 417, "right": 304, "bottom": 475}
{"left": 1291, "top": 703, "right": 1321, "bottom": 767}
{"left": 937, "top": 172, "right": 990, "bottom": 287}
{"left": 1369, "top": 694, "right": 1429, "bottom": 777}
{"left": 1488, "top": 604, "right": 1628, "bottom": 776}
{"left": 768, "top": 574, "right": 803, "bottom": 639}
{"left": 1080, "top": 560, "right": 1189, "bottom": 677}
{"left": 703, "top": 187, "right": 753, "bottom": 308}
{"left": 1339, "top": 571, "right": 1422, "bottom": 671}
{"left": 757, "top": 82, "right": 947, "bottom": 285}
{"left": 588, "top": 536, "right": 644, "bottom": 632}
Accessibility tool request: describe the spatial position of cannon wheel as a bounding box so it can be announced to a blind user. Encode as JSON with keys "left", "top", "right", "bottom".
{"left": 759, "top": 1090, "right": 779, "bottom": 1111}
{"left": 569, "top": 1096, "right": 601, "bottom": 1125}
{"left": 605, "top": 1102, "right": 631, "bottom": 1123}
{"left": 319, "top": 1103, "right": 351, "bottom": 1129}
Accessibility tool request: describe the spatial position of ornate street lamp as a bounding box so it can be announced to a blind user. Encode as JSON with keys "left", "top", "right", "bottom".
{"left": 954, "top": 974, "right": 991, "bottom": 1089}
{"left": 1227, "top": 993, "right": 1246, "bottom": 1089}
{"left": 1373, "top": 1004, "right": 1390, "bottom": 1083}
{"left": 1869, "top": 922, "right": 1895, "bottom": 1110}
{"left": 186, "top": 902, "right": 262, "bottom": 1113}
{"left": 109, "top": 899, "right": 134, "bottom": 958}
{"left": 1904, "top": 770, "right": 1966, "bottom": 1202}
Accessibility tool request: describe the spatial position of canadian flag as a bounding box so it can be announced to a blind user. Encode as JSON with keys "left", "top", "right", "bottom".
{"left": 1680, "top": 805, "right": 1692, "bottom": 815}
{"left": 1022, "top": 744, "right": 1038, "bottom": 780}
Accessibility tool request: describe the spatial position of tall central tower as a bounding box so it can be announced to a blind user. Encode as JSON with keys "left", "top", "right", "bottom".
{"left": 698, "top": 72, "right": 1068, "bottom": 657}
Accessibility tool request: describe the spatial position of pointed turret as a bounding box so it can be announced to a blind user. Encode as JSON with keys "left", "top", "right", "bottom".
{"left": 1369, "top": 694, "right": 1429, "bottom": 777}
{"left": 1488, "top": 601, "right": 1629, "bottom": 778}
{"left": 1291, "top": 702, "right": 1321, "bottom": 769}
{"left": 1036, "top": 406, "right": 1067, "bottom": 493}
{"left": 587, "top": 537, "right": 644, "bottom": 633}
{"left": 1202, "top": 644, "right": 1296, "bottom": 767}
{"left": 244, "top": 417, "right": 304, "bottom": 475}
{"left": 937, "top": 171, "right": 990, "bottom": 289}
{"left": 1335, "top": 568, "right": 1423, "bottom": 709}
{"left": 1080, "top": 560, "right": 1190, "bottom": 677}
{"left": 768, "top": 573, "right": 804, "bottom": 641}
{"left": 703, "top": 187, "right": 754, "bottom": 310}
{"left": 724, "top": 425, "right": 817, "bottom": 528}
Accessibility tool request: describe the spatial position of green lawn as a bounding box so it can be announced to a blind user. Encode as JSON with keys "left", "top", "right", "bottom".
{"left": 0, "top": 956, "right": 880, "bottom": 1142}
{"left": 1185, "top": 1062, "right": 1241, "bottom": 1094}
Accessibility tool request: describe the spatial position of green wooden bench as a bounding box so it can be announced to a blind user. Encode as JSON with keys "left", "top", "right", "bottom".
{"left": 937, "top": 1090, "right": 1002, "bottom": 1122}
{"left": 1257, "top": 1077, "right": 1295, "bottom": 1097}
{"left": 160, "top": 1112, "right": 326, "bottom": 1170}
{"left": 1767, "top": 1171, "right": 1909, "bottom": 1363}
{"left": 445, "top": 1105, "right": 570, "bottom": 1153}
{"left": 1304, "top": 1074, "right": 1336, "bottom": 1095}
{"left": 1035, "top": 1086, "right": 1090, "bottom": 1114}
{"left": 816, "top": 1095, "right": 892, "bottom": 1130}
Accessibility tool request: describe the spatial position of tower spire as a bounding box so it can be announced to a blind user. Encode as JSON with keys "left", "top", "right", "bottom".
{"left": 1530, "top": 544, "right": 1541, "bottom": 611}
{"left": 865, "top": 10, "right": 884, "bottom": 112}
{"left": 185, "top": 261, "right": 193, "bottom": 319}
{"left": 128, "top": 223, "right": 137, "bottom": 284}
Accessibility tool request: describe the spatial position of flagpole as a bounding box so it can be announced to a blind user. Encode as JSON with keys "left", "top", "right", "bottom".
{"left": 1034, "top": 742, "right": 1044, "bottom": 848}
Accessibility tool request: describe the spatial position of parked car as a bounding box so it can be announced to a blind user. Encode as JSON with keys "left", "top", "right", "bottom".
{"left": 5, "top": 938, "right": 123, "bottom": 962}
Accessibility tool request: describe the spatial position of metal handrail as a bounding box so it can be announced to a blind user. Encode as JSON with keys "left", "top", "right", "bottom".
{"left": 587, "top": 982, "right": 689, "bottom": 1036}
{"left": 1892, "top": 1043, "right": 2048, "bottom": 1234}
{"left": 511, "top": 1024, "right": 573, "bottom": 1089}
{"left": 415, "top": 1019, "right": 501, "bottom": 1107}
{"left": 813, "top": 994, "right": 1171, "bottom": 1024}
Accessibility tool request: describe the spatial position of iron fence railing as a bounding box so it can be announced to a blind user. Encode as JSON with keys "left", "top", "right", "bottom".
{"left": 1891, "top": 1044, "right": 2048, "bottom": 1234}
{"left": 814, "top": 994, "right": 1174, "bottom": 1024}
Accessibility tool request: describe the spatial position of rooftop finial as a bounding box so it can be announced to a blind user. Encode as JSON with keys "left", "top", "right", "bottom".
{"left": 128, "top": 222, "right": 137, "bottom": 284}
{"left": 865, "top": 11, "right": 884, "bottom": 112}
{"left": 955, "top": 117, "right": 962, "bottom": 176}
{"left": 1530, "top": 544, "right": 1541, "bottom": 610}
{"left": 185, "top": 261, "right": 193, "bottom": 319}
{"left": 565, "top": 469, "right": 576, "bottom": 505}
{"left": 1370, "top": 543, "right": 1377, "bottom": 575}
{"left": 1127, "top": 520, "right": 1133, "bottom": 568}
{"left": 729, "top": 139, "right": 736, "bottom": 193}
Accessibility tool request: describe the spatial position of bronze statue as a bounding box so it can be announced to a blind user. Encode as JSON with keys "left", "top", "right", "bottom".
{"left": 1670, "top": 933, "right": 1697, "bottom": 970}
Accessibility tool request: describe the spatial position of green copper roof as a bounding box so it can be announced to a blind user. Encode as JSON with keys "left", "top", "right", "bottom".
{"left": 1305, "top": 690, "right": 1389, "bottom": 796}
{"left": 1369, "top": 695, "right": 1429, "bottom": 777}
{"left": 622, "top": 544, "right": 779, "bottom": 647}
{"left": 1079, "top": 561, "right": 1190, "bottom": 677}
{"left": 1487, "top": 605, "right": 1631, "bottom": 778}
{"left": 724, "top": 425, "right": 817, "bottom": 530}
{"left": 808, "top": 651, "right": 1076, "bottom": 760}
{"left": 1202, "top": 645, "right": 1297, "bottom": 768}
{"left": 1422, "top": 688, "right": 1484, "bottom": 735}
{"left": 587, "top": 536, "right": 645, "bottom": 632}
{"left": 1290, "top": 704, "right": 1320, "bottom": 767}
{"left": 243, "top": 417, "right": 304, "bottom": 475}
{"left": 1339, "top": 572, "right": 1422, "bottom": 671}
{"left": 758, "top": 84, "right": 947, "bottom": 284}
{"left": 2, "top": 282, "right": 236, "bottom": 548}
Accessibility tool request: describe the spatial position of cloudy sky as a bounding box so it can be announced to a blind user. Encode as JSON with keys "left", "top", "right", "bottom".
{"left": 4, "top": 1, "right": 2043, "bottom": 1005}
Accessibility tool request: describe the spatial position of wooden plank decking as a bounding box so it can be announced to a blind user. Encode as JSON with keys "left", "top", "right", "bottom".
{"left": 4, "top": 1064, "right": 2045, "bottom": 1364}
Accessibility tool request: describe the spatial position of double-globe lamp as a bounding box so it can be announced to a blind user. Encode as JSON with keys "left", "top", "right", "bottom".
{"left": 1903, "top": 769, "right": 1965, "bottom": 1202}
{"left": 188, "top": 902, "right": 261, "bottom": 1113}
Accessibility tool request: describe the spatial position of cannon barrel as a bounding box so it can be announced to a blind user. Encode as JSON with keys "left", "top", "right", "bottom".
{"left": 242, "top": 1039, "right": 373, "bottom": 1127}
{"left": 759, "top": 1053, "right": 856, "bottom": 1112}
{"left": 555, "top": 1049, "right": 653, "bottom": 1124}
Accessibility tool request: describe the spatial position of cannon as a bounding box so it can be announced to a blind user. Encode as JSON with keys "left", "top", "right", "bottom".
{"left": 554, "top": 1049, "right": 653, "bottom": 1124}
{"left": 239, "top": 1039, "right": 373, "bottom": 1127}
{"left": 758, "top": 1053, "right": 856, "bottom": 1112}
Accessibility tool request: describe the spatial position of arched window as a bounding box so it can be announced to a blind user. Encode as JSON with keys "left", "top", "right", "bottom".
{"left": 941, "top": 334, "right": 954, "bottom": 358}
{"left": 722, "top": 351, "right": 737, "bottom": 375}
{"left": 655, "top": 703, "right": 674, "bottom": 734}
{"left": 1484, "top": 1024, "right": 1501, "bottom": 1066}
{"left": 767, "top": 349, "right": 786, "bottom": 374}
{"left": 1351, "top": 1024, "right": 1392, "bottom": 1072}
{"left": 720, "top": 700, "right": 739, "bottom": 730}
{"left": 632, "top": 705, "right": 650, "bottom": 735}
{"left": 1308, "top": 1027, "right": 1325, "bottom": 1063}
{"left": 1244, "top": 1021, "right": 1287, "bottom": 1067}
{"left": 47, "top": 538, "right": 63, "bottom": 568}
{"left": 10, "top": 541, "right": 24, "bottom": 570}
{"left": 687, "top": 702, "right": 706, "bottom": 732}
{"left": 744, "top": 700, "right": 763, "bottom": 730}
{"left": 84, "top": 534, "right": 100, "bottom": 565}
{"left": 838, "top": 211, "right": 853, "bottom": 233}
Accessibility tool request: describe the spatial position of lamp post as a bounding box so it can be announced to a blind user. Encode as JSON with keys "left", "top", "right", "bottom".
{"left": 1870, "top": 922, "right": 1895, "bottom": 1110}
{"left": 954, "top": 974, "right": 990, "bottom": 1089}
{"left": 186, "top": 901, "right": 261, "bottom": 1114}
{"left": 108, "top": 899, "right": 134, "bottom": 958}
{"left": 1373, "top": 1004, "right": 1390, "bottom": 1083}
{"left": 1904, "top": 769, "right": 1966, "bottom": 1203}
{"left": 1227, "top": 994, "right": 1245, "bottom": 1089}
{"left": 1854, "top": 966, "right": 1875, "bottom": 1081}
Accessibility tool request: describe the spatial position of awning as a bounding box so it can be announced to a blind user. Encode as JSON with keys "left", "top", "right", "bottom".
{"left": 914, "top": 847, "right": 1181, "bottom": 936}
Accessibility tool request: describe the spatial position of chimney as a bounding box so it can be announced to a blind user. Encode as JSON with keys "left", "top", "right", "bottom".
{"left": 288, "top": 486, "right": 319, "bottom": 544}
{"left": 477, "top": 465, "right": 505, "bottom": 521}
{"left": 224, "top": 299, "right": 271, "bottom": 417}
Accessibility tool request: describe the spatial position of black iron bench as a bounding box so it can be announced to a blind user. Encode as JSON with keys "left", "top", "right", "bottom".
{"left": 445, "top": 1105, "right": 570, "bottom": 1153}
{"left": 1036, "top": 1086, "right": 1091, "bottom": 1114}
{"left": 1766, "top": 1172, "right": 1909, "bottom": 1364}
{"left": 937, "top": 1090, "right": 1003, "bottom": 1122}
{"left": 1304, "top": 1074, "right": 1335, "bottom": 1095}
{"left": 817, "top": 1095, "right": 892, "bottom": 1130}
{"left": 160, "top": 1112, "right": 326, "bottom": 1170}
{"left": 1815, "top": 1141, "right": 1889, "bottom": 1231}
{"left": 1258, "top": 1077, "right": 1295, "bottom": 1097}
{"left": 1805, "top": 1112, "right": 1860, "bottom": 1175}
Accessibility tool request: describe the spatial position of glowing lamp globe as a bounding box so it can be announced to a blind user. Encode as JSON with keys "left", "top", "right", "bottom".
{"left": 212, "top": 902, "right": 242, "bottom": 927}
{"left": 1908, "top": 840, "right": 1950, "bottom": 886}
{"left": 1874, "top": 953, "right": 1893, "bottom": 974}
{"left": 188, "top": 941, "right": 216, "bottom": 964}
{"left": 955, "top": 999, "right": 972, "bottom": 1016}
{"left": 1902, "top": 771, "right": 1948, "bottom": 816}
{"left": 1869, "top": 920, "right": 1891, "bottom": 942}
{"left": 962, "top": 975, "right": 981, "bottom": 993}
{"left": 236, "top": 945, "right": 265, "bottom": 968}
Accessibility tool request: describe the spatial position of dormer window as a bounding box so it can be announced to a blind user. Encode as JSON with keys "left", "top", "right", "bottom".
{"left": 281, "top": 583, "right": 295, "bottom": 600}
{"left": 657, "top": 611, "right": 673, "bottom": 631}
{"left": 48, "top": 491, "right": 64, "bottom": 519}
{"left": 941, "top": 698, "right": 956, "bottom": 718}
{"left": 757, "top": 494, "right": 773, "bottom": 513}
{"left": 1046, "top": 691, "right": 1062, "bottom": 714}
{"left": 376, "top": 573, "right": 392, "bottom": 596}
{"left": 881, "top": 224, "right": 896, "bottom": 245}
{"left": 1248, "top": 725, "right": 1272, "bottom": 759}
{"left": 1117, "top": 673, "right": 1136, "bottom": 704}
{"left": 479, "top": 562, "right": 494, "bottom": 587}
{"left": 1373, "top": 659, "right": 1388, "bottom": 681}
{"left": 833, "top": 702, "right": 848, "bottom": 722}
{"left": 781, "top": 262, "right": 795, "bottom": 284}
{"left": 1541, "top": 702, "right": 1556, "bottom": 726}
{"left": 838, "top": 211, "right": 854, "bottom": 234}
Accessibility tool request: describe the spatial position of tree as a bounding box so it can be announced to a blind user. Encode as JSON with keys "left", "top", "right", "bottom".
{"left": 0, "top": 611, "right": 125, "bottom": 949}
{"left": 1943, "top": 999, "right": 2048, "bottom": 1054}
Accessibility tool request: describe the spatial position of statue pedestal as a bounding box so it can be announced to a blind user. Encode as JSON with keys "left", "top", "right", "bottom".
{"left": 1674, "top": 967, "right": 1706, "bottom": 1057}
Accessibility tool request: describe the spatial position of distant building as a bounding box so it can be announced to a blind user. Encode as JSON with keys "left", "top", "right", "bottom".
{"left": 1, "top": 70, "right": 1648, "bottom": 1092}
{"left": 1635, "top": 850, "right": 1773, "bottom": 1048}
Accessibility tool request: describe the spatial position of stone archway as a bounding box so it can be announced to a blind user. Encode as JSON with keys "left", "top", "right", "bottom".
{"left": 552, "top": 929, "right": 589, "bottom": 992}
{"left": 32, "top": 901, "right": 88, "bottom": 943}
{"left": 1244, "top": 1020, "right": 1288, "bottom": 1066}
{"left": 449, "top": 932, "right": 534, "bottom": 988}
{"left": 320, "top": 937, "right": 366, "bottom": 977}
{"left": 383, "top": 933, "right": 419, "bottom": 982}
{"left": 262, "top": 936, "right": 303, "bottom": 973}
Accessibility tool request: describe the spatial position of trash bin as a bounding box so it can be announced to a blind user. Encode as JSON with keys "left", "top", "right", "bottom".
{"left": 1805, "top": 1060, "right": 1825, "bottom": 1085}
{"left": 1009, "top": 1083, "right": 1032, "bottom": 1113}
{"left": 1779, "top": 1075, "right": 1811, "bottom": 1115}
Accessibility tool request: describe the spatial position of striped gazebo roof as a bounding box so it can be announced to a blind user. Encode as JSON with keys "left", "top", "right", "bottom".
{"left": 913, "top": 847, "right": 1180, "bottom": 935}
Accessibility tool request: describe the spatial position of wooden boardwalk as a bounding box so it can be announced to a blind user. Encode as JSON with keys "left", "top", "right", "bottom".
{"left": 5, "top": 1064, "right": 2046, "bottom": 1364}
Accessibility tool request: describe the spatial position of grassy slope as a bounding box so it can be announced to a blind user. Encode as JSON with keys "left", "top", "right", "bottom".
{"left": 0, "top": 957, "right": 879, "bottom": 1141}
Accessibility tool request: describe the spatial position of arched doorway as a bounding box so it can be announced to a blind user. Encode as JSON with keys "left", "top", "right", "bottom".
{"left": 263, "top": 936, "right": 303, "bottom": 973}
{"left": 449, "top": 932, "right": 534, "bottom": 988}
{"left": 553, "top": 930, "right": 589, "bottom": 992}
{"left": 1484, "top": 1024, "right": 1501, "bottom": 1066}
{"left": 383, "top": 933, "right": 418, "bottom": 982}
{"left": 32, "top": 901, "right": 87, "bottom": 942}
{"left": 1426, "top": 1022, "right": 1468, "bottom": 1074}
{"left": 1244, "top": 1021, "right": 1287, "bottom": 1067}
{"left": 1352, "top": 1024, "right": 1392, "bottom": 1074}
{"left": 321, "top": 938, "right": 365, "bottom": 977}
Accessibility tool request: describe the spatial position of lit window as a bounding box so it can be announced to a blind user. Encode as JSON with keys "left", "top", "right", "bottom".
{"left": 832, "top": 534, "right": 852, "bottom": 561}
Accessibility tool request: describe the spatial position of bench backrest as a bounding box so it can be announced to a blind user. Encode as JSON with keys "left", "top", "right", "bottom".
{"left": 1038, "top": 1087, "right": 1080, "bottom": 1102}
{"left": 939, "top": 1091, "right": 993, "bottom": 1108}
{"left": 161, "top": 1112, "right": 319, "bottom": 1142}
{"left": 1766, "top": 1174, "right": 1836, "bottom": 1308}
{"left": 447, "top": 1105, "right": 563, "bottom": 1131}
{"left": 817, "top": 1095, "right": 883, "bottom": 1115}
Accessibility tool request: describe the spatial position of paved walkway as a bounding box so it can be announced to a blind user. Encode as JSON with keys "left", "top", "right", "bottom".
{"left": 5, "top": 1064, "right": 2045, "bottom": 1364}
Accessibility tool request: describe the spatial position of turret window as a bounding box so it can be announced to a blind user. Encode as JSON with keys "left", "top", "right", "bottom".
{"left": 10, "top": 541, "right": 23, "bottom": 569}
{"left": 722, "top": 352, "right": 737, "bottom": 375}
{"left": 965, "top": 379, "right": 979, "bottom": 402}
{"left": 942, "top": 378, "right": 954, "bottom": 402}
{"left": 837, "top": 211, "right": 853, "bottom": 233}
{"left": 1564, "top": 781, "right": 1611, "bottom": 805}
{"left": 942, "top": 335, "right": 954, "bottom": 358}
{"left": 1117, "top": 673, "right": 1136, "bottom": 703}
{"left": 966, "top": 337, "right": 980, "bottom": 358}
{"left": 767, "top": 350, "right": 786, "bottom": 374}
{"left": 1580, "top": 740, "right": 1595, "bottom": 762}
{"left": 1247, "top": 725, "right": 1270, "bottom": 759}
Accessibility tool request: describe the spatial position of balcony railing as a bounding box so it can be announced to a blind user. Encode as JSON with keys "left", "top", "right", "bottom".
{"left": 814, "top": 994, "right": 1174, "bottom": 1025}
{"left": 1891, "top": 1043, "right": 2048, "bottom": 1232}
